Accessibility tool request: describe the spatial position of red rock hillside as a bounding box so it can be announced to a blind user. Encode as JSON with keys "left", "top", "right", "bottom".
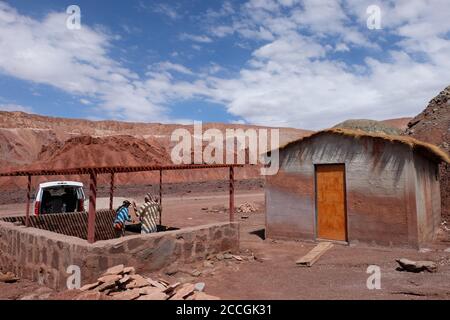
{"left": 405, "top": 85, "right": 450, "bottom": 221}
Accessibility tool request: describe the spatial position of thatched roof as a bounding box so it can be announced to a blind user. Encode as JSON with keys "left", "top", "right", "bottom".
{"left": 273, "top": 128, "right": 450, "bottom": 164}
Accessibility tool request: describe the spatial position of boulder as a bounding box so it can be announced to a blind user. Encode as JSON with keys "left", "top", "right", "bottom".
{"left": 396, "top": 258, "right": 438, "bottom": 273}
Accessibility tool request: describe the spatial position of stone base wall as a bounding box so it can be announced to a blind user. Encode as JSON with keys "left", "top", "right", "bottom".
{"left": 0, "top": 221, "right": 239, "bottom": 289}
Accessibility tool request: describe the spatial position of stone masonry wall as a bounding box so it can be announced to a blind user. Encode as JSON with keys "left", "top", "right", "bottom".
{"left": 0, "top": 221, "right": 239, "bottom": 290}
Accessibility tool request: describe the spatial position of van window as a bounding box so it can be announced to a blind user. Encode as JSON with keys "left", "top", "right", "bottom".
{"left": 41, "top": 186, "right": 84, "bottom": 214}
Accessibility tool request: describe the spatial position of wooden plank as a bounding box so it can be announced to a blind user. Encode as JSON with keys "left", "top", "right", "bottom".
{"left": 316, "top": 164, "right": 347, "bottom": 241}
{"left": 296, "top": 242, "right": 334, "bottom": 267}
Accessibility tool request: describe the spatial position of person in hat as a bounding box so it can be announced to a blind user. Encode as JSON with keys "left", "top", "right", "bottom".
{"left": 113, "top": 200, "right": 132, "bottom": 237}
{"left": 133, "top": 193, "right": 160, "bottom": 234}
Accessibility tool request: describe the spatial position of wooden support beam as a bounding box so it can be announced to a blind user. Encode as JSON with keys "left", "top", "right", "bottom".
{"left": 87, "top": 171, "right": 97, "bottom": 243}
{"left": 25, "top": 175, "right": 31, "bottom": 227}
{"left": 159, "top": 169, "right": 162, "bottom": 225}
{"left": 109, "top": 172, "right": 115, "bottom": 211}
{"left": 229, "top": 166, "right": 235, "bottom": 222}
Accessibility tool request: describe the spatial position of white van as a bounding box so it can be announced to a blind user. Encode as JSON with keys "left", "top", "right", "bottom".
{"left": 34, "top": 181, "right": 86, "bottom": 215}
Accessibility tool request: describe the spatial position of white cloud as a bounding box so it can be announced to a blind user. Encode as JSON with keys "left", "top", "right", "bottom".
{"left": 0, "top": 103, "right": 33, "bottom": 113}
{"left": 154, "top": 61, "right": 193, "bottom": 75}
{"left": 335, "top": 43, "right": 350, "bottom": 52}
{"left": 185, "top": 0, "right": 450, "bottom": 129}
{"left": 1, "top": 1, "right": 450, "bottom": 130}
{"left": 179, "top": 33, "right": 213, "bottom": 43}
{"left": 139, "top": 2, "right": 180, "bottom": 20}
{"left": 0, "top": 2, "right": 199, "bottom": 122}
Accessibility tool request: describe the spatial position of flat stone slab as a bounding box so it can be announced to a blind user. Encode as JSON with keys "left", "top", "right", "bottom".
{"left": 80, "top": 281, "right": 100, "bottom": 292}
{"left": 169, "top": 283, "right": 195, "bottom": 300}
{"left": 188, "top": 292, "right": 220, "bottom": 300}
{"left": 137, "top": 292, "right": 168, "bottom": 300}
{"left": 112, "top": 289, "right": 141, "bottom": 300}
{"left": 98, "top": 274, "right": 122, "bottom": 284}
{"left": 103, "top": 264, "right": 125, "bottom": 276}
{"left": 396, "top": 258, "right": 437, "bottom": 273}
{"left": 125, "top": 274, "right": 150, "bottom": 289}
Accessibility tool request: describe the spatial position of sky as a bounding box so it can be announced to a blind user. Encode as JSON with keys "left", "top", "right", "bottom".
{"left": 0, "top": 0, "right": 449, "bottom": 130}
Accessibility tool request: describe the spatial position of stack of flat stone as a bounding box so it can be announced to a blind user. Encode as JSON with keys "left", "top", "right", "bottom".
{"left": 76, "top": 264, "right": 220, "bottom": 300}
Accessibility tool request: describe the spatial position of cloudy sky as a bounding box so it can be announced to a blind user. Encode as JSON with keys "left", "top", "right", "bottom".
{"left": 0, "top": 0, "right": 449, "bottom": 129}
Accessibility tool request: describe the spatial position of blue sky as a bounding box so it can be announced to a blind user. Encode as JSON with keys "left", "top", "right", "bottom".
{"left": 0, "top": 0, "right": 449, "bottom": 129}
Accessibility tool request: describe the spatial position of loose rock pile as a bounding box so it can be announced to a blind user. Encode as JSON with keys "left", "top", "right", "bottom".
{"left": 237, "top": 202, "right": 257, "bottom": 214}
{"left": 76, "top": 264, "right": 220, "bottom": 300}
{"left": 0, "top": 271, "right": 19, "bottom": 283}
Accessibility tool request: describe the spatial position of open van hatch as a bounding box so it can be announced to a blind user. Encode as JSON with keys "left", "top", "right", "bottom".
{"left": 35, "top": 181, "right": 86, "bottom": 215}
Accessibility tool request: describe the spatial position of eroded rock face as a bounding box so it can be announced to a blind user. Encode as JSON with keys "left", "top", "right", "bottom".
{"left": 404, "top": 85, "right": 450, "bottom": 221}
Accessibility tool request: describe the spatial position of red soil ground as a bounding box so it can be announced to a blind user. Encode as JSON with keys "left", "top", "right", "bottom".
{"left": 1, "top": 184, "right": 449, "bottom": 300}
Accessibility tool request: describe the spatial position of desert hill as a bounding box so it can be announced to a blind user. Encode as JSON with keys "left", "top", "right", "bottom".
{"left": 405, "top": 85, "right": 450, "bottom": 220}
{"left": 0, "top": 111, "right": 312, "bottom": 189}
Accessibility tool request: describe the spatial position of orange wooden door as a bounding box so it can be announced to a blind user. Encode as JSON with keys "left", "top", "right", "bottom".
{"left": 316, "top": 164, "right": 347, "bottom": 241}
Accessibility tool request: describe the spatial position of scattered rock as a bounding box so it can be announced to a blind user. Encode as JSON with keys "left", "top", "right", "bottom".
{"left": 216, "top": 253, "right": 224, "bottom": 261}
{"left": 203, "top": 261, "right": 214, "bottom": 268}
{"left": 119, "top": 275, "right": 131, "bottom": 285}
{"left": 0, "top": 272, "right": 19, "bottom": 283}
{"left": 189, "top": 292, "right": 220, "bottom": 300}
{"left": 419, "top": 248, "right": 432, "bottom": 253}
{"left": 125, "top": 274, "right": 150, "bottom": 289}
{"left": 237, "top": 202, "right": 257, "bottom": 213}
{"left": 232, "top": 255, "right": 243, "bottom": 261}
{"left": 139, "top": 286, "right": 163, "bottom": 295}
{"left": 163, "top": 282, "right": 181, "bottom": 294}
{"left": 194, "top": 282, "right": 205, "bottom": 292}
{"left": 396, "top": 258, "right": 438, "bottom": 273}
{"left": 123, "top": 266, "right": 136, "bottom": 275}
{"left": 157, "top": 278, "right": 170, "bottom": 287}
{"left": 147, "top": 278, "right": 167, "bottom": 290}
{"left": 169, "top": 283, "right": 195, "bottom": 300}
{"left": 137, "top": 291, "right": 168, "bottom": 300}
{"left": 98, "top": 274, "right": 122, "bottom": 284}
{"left": 112, "top": 289, "right": 141, "bottom": 300}
{"left": 93, "top": 280, "right": 118, "bottom": 292}
{"left": 80, "top": 281, "right": 100, "bottom": 292}
{"left": 76, "top": 266, "right": 219, "bottom": 300}
{"left": 75, "top": 291, "right": 110, "bottom": 300}
{"left": 191, "top": 270, "right": 202, "bottom": 277}
{"left": 20, "top": 287, "right": 54, "bottom": 300}
{"left": 165, "top": 262, "right": 179, "bottom": 276}
{"left": 223, "top": 253, "right": 233, "bottom": 259}
{"left": 103, "top": 264, "right": 125, "bottom": 276}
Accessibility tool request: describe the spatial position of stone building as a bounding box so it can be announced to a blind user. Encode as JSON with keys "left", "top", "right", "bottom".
{"left": 265, "top": 128, "right": 449, "bottom": 247}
